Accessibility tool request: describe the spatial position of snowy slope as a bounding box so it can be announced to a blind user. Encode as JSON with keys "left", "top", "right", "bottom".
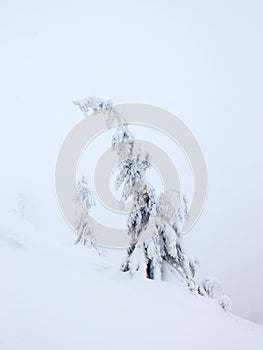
{"left": 0, "top": 213, "right": 262, "bottom": 350}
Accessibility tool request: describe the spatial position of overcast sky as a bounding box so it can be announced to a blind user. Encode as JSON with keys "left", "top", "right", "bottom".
{"left": 0, "top": 0, "right": 263, "bottom": 324}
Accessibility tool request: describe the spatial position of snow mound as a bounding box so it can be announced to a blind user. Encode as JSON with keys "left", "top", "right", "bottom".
{"left": 0, "top": 213, "right": 262, "bottom": 350}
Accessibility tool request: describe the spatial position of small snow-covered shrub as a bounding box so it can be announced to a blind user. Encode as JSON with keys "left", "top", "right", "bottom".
{"left": 219, "top": 295, "right": 232, "bottom": 313}
{"left": 198, "top": 277, "right": 223, "bottom": 299}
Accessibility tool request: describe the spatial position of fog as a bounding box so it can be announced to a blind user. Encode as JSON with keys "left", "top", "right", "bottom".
{"left": 0, "top": 0, "right": 262, "bottom": 324}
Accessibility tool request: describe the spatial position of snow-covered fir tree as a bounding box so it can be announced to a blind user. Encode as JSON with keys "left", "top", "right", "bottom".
{"left": 74, "top": 176, "right": 95, "bottom": 246}
{"left": 74, "top": 96, "right": 231, "bottom": 312}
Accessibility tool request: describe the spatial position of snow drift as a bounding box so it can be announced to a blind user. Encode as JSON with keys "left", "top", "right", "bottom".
{"left": 0, "top": 213, "right": 262, "bottom": 350}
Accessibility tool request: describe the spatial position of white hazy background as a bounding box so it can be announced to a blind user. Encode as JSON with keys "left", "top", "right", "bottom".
{"left": 0, "top": 0, "right": 262, "bottom": 324}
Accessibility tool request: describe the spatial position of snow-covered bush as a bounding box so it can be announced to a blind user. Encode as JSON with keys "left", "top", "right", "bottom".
{"left": 197, "top": 277, "right": 232, "bottom": 311}
{"left": 197, "top": 277, "right": 223, "bottom": 299}
{"left": 219, "top": 295, "right": 232, "bottom": 313}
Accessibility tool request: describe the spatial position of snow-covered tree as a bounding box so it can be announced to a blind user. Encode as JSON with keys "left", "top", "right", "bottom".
{"left": 74, "top": 176, "right": 95, "bottom": 247}
{"left": 74, "top": 97, "right": 197, "bottom": 282}
{"left": 73, "top": 96, "right": 232, "bottom": 312}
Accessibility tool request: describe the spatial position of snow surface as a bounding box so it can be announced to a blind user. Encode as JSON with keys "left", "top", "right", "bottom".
{"left": 0, "top": 213, "right": 262, "bottom": 350}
